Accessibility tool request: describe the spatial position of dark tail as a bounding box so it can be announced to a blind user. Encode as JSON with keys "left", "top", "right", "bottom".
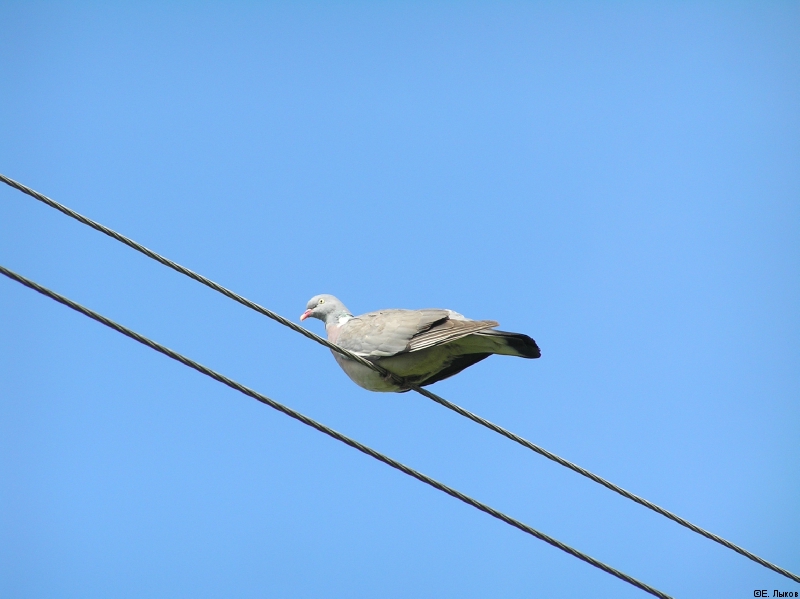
{"left": 477, "top": 329, "right": 541, "bottom": 359}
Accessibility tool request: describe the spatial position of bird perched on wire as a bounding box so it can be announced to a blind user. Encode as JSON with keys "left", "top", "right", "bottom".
{"left": 300, "top": 294, "right": 540, "bottom": 392}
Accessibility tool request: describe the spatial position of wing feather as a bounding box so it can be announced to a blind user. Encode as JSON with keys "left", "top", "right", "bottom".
{"left": 336, "top": 309, "right": 449, "bottom": 357}
{"left": 407, "top": 318, "right": 499, "bottom": 352}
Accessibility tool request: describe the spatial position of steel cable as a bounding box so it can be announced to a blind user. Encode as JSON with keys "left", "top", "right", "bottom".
{"left": 1, "top": 264, "right": 673, "bottom": 599}
{"left": 2, "top": 172, "right": 797, "bottom": 584}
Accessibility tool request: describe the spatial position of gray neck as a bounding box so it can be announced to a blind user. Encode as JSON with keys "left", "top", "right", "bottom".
{"left": 322, "top": 307, "right": 353, "bottom": 326}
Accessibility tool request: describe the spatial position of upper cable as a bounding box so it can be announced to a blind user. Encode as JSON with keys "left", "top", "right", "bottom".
{"left": 2, "top": 172, "right": 797, "bottom": 584}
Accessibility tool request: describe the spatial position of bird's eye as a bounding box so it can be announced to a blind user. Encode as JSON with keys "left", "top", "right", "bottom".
{"left": 319, "top": 298, "right": 325, "bottom": 304}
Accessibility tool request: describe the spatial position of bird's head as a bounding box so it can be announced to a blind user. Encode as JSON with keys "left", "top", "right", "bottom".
{"left": 300, "top": 294, "right": 350, "bottom": 324}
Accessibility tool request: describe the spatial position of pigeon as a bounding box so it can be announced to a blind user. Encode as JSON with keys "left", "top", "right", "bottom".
{"left": 300, "top": 294, "right": 540, "bottom": 392}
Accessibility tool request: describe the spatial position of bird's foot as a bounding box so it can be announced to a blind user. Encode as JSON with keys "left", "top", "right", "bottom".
{"left": 382, "top": 370, "right": 410, "bottom": 390}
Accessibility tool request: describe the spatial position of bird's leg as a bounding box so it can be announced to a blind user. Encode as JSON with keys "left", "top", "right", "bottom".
{"left": 381, "top": 370, "right": 407, "bottom": 389}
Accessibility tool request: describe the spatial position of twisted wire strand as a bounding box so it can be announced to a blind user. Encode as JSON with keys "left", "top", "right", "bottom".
{"left": 2, "top": 172, "right": 798, "bottom": 584}
{"left": 1, "top": 264, "right": 673, "bottom": 599}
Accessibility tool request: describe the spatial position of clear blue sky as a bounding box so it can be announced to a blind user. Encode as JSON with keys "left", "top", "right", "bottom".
{"left": 1, "top": 3, "right": 798, "bottom": 597}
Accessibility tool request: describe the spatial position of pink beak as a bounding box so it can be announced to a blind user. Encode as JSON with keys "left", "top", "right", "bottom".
{"left": 300, "top": 309, "right": 312, "bottom": 321}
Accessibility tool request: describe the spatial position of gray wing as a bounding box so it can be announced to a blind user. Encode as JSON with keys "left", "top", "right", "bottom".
{"left": 407, "top": 317, "right": 499, "bottom": 352}
{"left": 337, "top": 308, "right": 499, "bottom": 358}
{"left": 337, "top": 309, "right": 450, "bottom": 357}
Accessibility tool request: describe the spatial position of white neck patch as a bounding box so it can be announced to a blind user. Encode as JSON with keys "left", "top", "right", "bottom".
{"left": 336, "top": 314, "right": 353, "bottom": 326}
